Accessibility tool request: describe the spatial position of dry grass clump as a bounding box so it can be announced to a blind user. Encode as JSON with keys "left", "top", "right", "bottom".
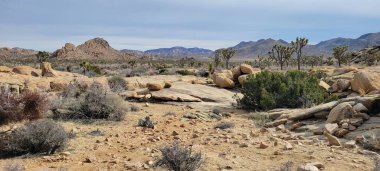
{"left": 156, "top": 142, "right": 203, "bottom": 171}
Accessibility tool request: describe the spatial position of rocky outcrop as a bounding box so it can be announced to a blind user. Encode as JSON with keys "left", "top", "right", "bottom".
{"left": 41, "top": 62, "right": 58, "bottom": 77}
{"left": 12, "top": 66, "right": 40, "bottom": 77}
{"left": 351, "top": 71, "right": 380, "bottom": 95}
{"left": 0, "top": 47, "right": 37, "bottom": 58}
{"left": 51, "top": 38, "right": 133, "bottom": 60}
{"left": 213, "top": 73, "right": 235, "bottom": 89}
{"left": 326, "top": 102, "right": 356, "bottom": 123}
{"left": 212, "top": 64, "right": 260, "bottom": 88}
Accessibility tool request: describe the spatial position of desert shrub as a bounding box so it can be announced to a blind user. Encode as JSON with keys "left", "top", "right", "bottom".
{"left": 52, "top": 83, "right": 128, "bottom": 121}
{"left": 138, "top": 116, "right": 154, "bottom": 128}
{"left": 130, "top": 105, "right": 140, "bottom": 112}
{"left": 238, "top": 70, "right": 326, "bottom": 111}
{"left": 108, "top": 76, "right": 128, "bottom": 93}
{"left": 1, "top": 119, "right": 68, "bottom": 157}
{"left": 0, "top": 91, "right": 47, "bottom": 125}
{"left": 3, "top": 163, "right": 25, "bottom": 171}
{"left": 156, "top": 142, "right": 203, "bottom": 171}
{"left": 311, "top": 70, "right": 328, "bottom": 79}
{"left": 214, "top": 122, "right": 235, "bottom": 130}
{"left": 249, "top": 113, "right": 271, "bottom": 127}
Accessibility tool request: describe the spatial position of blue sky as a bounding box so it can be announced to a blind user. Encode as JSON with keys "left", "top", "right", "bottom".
{"left": 0, "top": 0, "right": 379, "bottom": 51}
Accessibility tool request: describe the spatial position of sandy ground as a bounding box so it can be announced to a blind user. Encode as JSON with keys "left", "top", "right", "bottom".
{"left": 0, "top": 101, "right": 376, "bottom": 171}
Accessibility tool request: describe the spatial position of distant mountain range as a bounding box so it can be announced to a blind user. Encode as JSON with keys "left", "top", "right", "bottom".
{"left": 1, "top": 32, "right": 379, "bottom": 59}
{"left": 121, "top": 46, "right": 213, "bottom": 58}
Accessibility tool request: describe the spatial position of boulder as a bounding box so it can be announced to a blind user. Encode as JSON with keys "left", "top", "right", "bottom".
{"left": 319, "top": 80, "right": 330, "bottom": 91}
{"left": 324, "top": 123, "right": 338, "bottom": 134}
{"left": 297, "top": 164, "right": 320, "bottom": 171}
{"left": 214, "top": 70, "right": 233, "bottom": 80}
{"left": 213, "top": 74, "right": 234, "bottom": 89}
{"left": 50, "top": 80, "right": 68, "bottom": 91}
{"left": 164, "top": 81, "right": 172, "bottom": 88}
{"left": 231, "top": 66, "right": 242, "bottom": 81}
{"left": 326, "top": 102, "right": 355, "bottom": 123}
{"left": 351, "top": 71, "right": 380, "bottom": 95}
{"left": 238, "top": 74, "right": 249, "bottom": 85}
{"left": 0, "top": 66, "right": 11, "bottom": 73}
{"left": 119, "top": 91, "right": 138, "bottom": 99}
{"left": 12, "top": 66, "right": 40, "bottom": 76}
{"left": 41, "top": 62, "right": 58, "bottom": 77}
{"left": 353, "top": 103, "right": 368, "bottom": 112}
{"left": 240, "top": 64, "right": 255, "bottom": 74}
{"left": 331, "top": 79, "right": 350, "bottom": 92}
{"left": 146, "top": 82, "right": 165, "bottom": 91}
{"left": 324, "top": 132, "right": 341, "bottom": 146}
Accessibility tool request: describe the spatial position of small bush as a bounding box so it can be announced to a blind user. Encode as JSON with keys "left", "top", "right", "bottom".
{"left": 249, "top": 113, "right": 271, "bottom": 127}
{"left": 1, "top": 119, "right": 68, "bottom": 157}
{"left": 53, "top": 83, "right": 128, "bottom": 121}
{"left": 138, "top": 116, "right": 154, "bottom": 129}
{"left": 108, "top": 76, "right": 128, "bottom": 93}
{"left": 176, "top": 70, "right": 196, "bottom": 76}
{"left": 3, "top": 163, "right": 25, "bottom": 171}
{"left": 214, "top": 122, "right": 235, "bottom": 130}
{"left": 156, "top": 142, "right": 203, "bottom": 171}
{"left": 0, "top": 91, "right": 47, "bottom": 125}
{"left": 130, "top": 105, "right": 140, "bottom": 112}
{"left": 238, "top": 70, "right": 327, "bottom": 111}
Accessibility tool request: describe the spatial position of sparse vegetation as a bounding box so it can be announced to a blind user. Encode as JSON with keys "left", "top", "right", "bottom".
{"left": 52, "top": 83, "right": 128, "bottom": 121}
{"left": 275, "top": 161, "right": 293, "bottom": 171}
{"left": 333, "top": 45, "right": 348, "bottom": 67}
{"left": 130, "top": 104, "right": 140, "bottom": 112}
{"left": 108, "top": 76, "right": 128, "bottom": 93}
{"left": 249, "top": 113, "right": 271, "bottom": 127}
{"left": 3, "top": 163, "right": 25, "bottom": 171}
{"left": 291, "top": 37, "right": 308, "bottom": 70}
{"left": 238, "top": 70, "right": 326, "bottom": 111}
{"left": 1, "top": 119, "right": 68, "bottom": 157}
{"left": 268, "top": 45, "right": 294, "bottom": 70}
{"left": 0, "top": 90, "right": 47, "bottom": 125}
{"left": 156, "top": 142, "right": 203, "bottom": 171}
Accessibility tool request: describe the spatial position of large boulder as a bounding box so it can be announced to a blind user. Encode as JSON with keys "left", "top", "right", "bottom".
{"left": 146, "top": 82, "right": 165, "bottom": 91}
{"left": 331, "top": 79, "right": 351, "bottom": 92}
{"left": 319, "top": 80, "right": 330, "bottom": 91}
{"left": 12, "top": 66, "right": 40, "bottom": 76}
{"left": 326, "top": 102, "right": 356, "bottom": 123}
{"left": 231, "top": 66, "right": 242, "bottom": 82}
{"left": 213, "top": 70, "right": 233, "bottom": 80}
{"left": 240, "top": 64, "right": 257, "bottom": 74}
{"left": 351, "top": 71, "right": 380, "bottom": 95}
{"left": 213, "top": 74, "right": 234, "bottom": 89}
{"left": 41, "top": 62, "right": 58, "bottom": 77}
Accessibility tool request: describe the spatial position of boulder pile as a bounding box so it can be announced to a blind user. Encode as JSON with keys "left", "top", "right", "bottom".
{"left": 212, "top": 64, "right": 260, "bottom": 89}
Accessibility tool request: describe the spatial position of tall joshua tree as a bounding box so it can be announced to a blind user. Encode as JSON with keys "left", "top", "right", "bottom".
{"left": 333, "top": 45, "right": 348, "bottom": 67}
{"left": 291, "top": 37, "right": 308, "bottom": 70}
{"left": 269, "top": 45, "right": 294, "bottom": 70}
{"left": 220, "top": 48, "right": 236, "bottom": 69}
{"left": 210, "top": 49, "right": 223, "bottom": 70}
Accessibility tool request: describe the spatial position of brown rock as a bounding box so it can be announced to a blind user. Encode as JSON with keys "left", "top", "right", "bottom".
{"left": 238, "top": 74, "right": 249, "bottom": 85}
{"left": 332, "top": 66, "right": 358, "bottom": 75}
{"left": 327, "top": 102, "right": 355, "bottom": 123}
{"left": 41, "top": 62, "right": 58, "bottom": 77}
{"left": 213, "top": 74, "right": 235, "bottom": 89}
{"left": 334, "top": 128, "right": 349, "bottom": 138}
{"left": 344, "top": 140, "right": 356, "bottom": 148}
{"left": 284, "top": 142, "right": 293, "bottom": 150}
{"left": 324, "top": 123, "right": 338, "bottom": 134}
{"left": 50, "top": 80, "right": 68, "bottom": 91}
{"left": 351, "top": 71, "right": 380, "bottom": 95}
{"left": 240, "top": 64, "right": 255, "bottom": 74}
{"left": 259, "top": 142, "right": 269, "bottom": 149}
{"left": 231, "top": 66, "right": 242, "bottom": 81}
{"left": 146, "top": 82, "right": 164, "bottom": 91}
{"left": 12, "top": 66, "right": 40, "bottom": 76}
{"left": 319, "top": 80, "right": 330, "bottom": 91}
{"left": 164, "top": 82, "right": 172, "bottom": 88}
{"left": 324, "top": 132, "right": 341, "bottom": 146}
{"left": 298, "top": 164, "right": 320, "bottom": 171}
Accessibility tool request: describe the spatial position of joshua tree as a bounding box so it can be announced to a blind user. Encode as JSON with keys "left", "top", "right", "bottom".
{"left": 220, "top": 48, "right": 236, "bottom": 69}
{"left": 79, "top": 61, "right": 101, "bottom": 76}
{"left": 211, "top": 49, "right": 223, "bottom": 69}
{"left": 291, "top": 37, "right": 309, "bottom": 70}
{"left": 268, "top": 45, "right": 294, "bottom": 70}
{"left": 333, "top": 45, "right": 348, "bottom": 67}
{"left": 36, "top": 51, "right": 50, "bottom": 65}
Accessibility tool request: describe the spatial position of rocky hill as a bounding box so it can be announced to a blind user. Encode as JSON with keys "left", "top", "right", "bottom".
{"left": 0, "top": 47, "right": 37, "bottom": 58}
{"left": 51, "top": 38, "right": 133, "bottom": 60}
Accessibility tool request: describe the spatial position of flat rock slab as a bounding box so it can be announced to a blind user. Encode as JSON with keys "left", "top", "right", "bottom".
{"left": 151, "top": 89, "right": 202, "bottom": 102}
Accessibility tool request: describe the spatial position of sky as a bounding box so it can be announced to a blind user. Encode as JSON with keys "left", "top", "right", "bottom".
{"left": 0, "top": 0, "right": 379, "bottom": 51}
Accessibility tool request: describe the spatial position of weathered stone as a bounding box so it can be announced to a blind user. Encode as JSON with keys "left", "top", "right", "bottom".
{"left": 231, "top": 66, "right": 242, "bottom": 82}
{"left": 238, "top": 74, "right": 249, "bottom": 85}
{"left": 259, "top": 142, "right": 269, "bottom": 149}
{"left": 326, "top": 102, "right": 355, "bottom": 123}
{"left": 297, "top": 164, "right": 320, "bottom": 171}
{"left": 12, "top": 66, "right": 40, "bottom": 76}
{"left": 353, "top": 103, "right": 368, "bottom": 112}
{"left": 351, "top": 71, "right": 380, "bottom": 95}
{"left": 146, "top": 82, "right": 164, "bottom": 91}
{"left": 41, "top": 62, "right": 58, "bottom": 77}
{"left": 0, "top": 66, "right": 12, "bottom": 73}
{"left": 324, "top": 123, "right": 338, "bottom": 134}
{"left": 344, "top": 140, "right": 356, "bottom": 148}
{"left": 240, "top": 64, "right": 255, "bottom": 74}
{"left": 325, "top": 132, "right": 341, "bottom": 146}
{"left": 319, "top": 80, "right": 330, "bottom": 91}
{"left": 334, "top": 128, "right": 349, "bottom": 138}
{"left": 213, "top": 74, "right": 235, "bottom": 89}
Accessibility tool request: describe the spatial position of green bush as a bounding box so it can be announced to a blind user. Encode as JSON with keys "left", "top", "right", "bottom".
{"left": 108, "top": 76, "right": 128, "bottom": 93}
{"left": 238, "top": 70, "right": 327, "bottom": 111}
